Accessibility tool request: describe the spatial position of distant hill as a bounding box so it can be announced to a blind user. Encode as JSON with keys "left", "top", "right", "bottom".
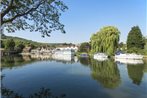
{"left": 1, "top": 33, "right": 75, "bottom": 48}
{"left": 1, "top": 33, "right": 48, "bottom": 47}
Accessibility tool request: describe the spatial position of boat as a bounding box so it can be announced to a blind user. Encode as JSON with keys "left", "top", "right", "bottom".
{"left": 93, "top": 53, "right": 108, "bottom": 61}
{"left": 115, "top": 59, "right": 144, "bottom": 65}
{"left": 115, "top": 53, "right": 143, "bottom": 60}
{"left": 80, "top": 53, "right": 89, "bottom": 58}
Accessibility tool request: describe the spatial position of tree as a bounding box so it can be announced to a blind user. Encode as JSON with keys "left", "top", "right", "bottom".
{"left": 78, "top": 42, "right": 91, "bottom": 53}
{"left": 90, "top": 26, "right": 120, "bottom": 55}
{"left": 118, "top": 42, "right": 127, "bottom": 51}
{"left": 0, "top": 0, "right": 68, "bottom": 37}
{"left": 4, "top": 39, "right": 15, "bottom": 50}
{"left": 144, "top": 37, "right": 147, "bottom": 54}
{"left": 127, "top": 26, "right": 145, "bottom": 50}
{"left": 15, "top": 42, "right": 25, "bottom": 52}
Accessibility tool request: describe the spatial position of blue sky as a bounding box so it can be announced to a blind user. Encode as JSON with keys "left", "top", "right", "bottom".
{"left": 4, "top": 0, "right": 146, "bottom": 44}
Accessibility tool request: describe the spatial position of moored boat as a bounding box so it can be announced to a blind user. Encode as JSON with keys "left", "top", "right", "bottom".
{"left": 80, "top": 53, "right": 89, "bottom": 58}
{"left": 115, "top": 53, "right": 143, "bottom": 60}
{"left": 93, "top": 53, "right": 108, "bottom": 61}
{"left": 115, "top": 59, "right": 144, "bottom": 65}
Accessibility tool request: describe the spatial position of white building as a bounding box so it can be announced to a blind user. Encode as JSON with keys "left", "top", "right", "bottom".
{"left": 56, "top": 46, "right": 78, "bottom": 52}
{"left": 31, "top": 47, "right": 52, "bottom": 54}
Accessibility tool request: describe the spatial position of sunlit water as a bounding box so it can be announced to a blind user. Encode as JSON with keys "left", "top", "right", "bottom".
{"left": 1, "top": 55, "right": 147, "bottom": 98}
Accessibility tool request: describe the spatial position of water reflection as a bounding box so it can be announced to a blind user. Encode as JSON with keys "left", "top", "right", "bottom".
{"left": 89, "top": 59, "right": 121, "bottom": 89}
{"left": 127, "top": 64, "right": 144, "bottom": 85}
{"left": 2, "top": 84, "right": 66, "bottom": 98}
{"left": 79, "top": 58, "right": 121, "bottom": 88}
{"left": 1, "top": 73, "right": 66, "bottom": 98}
{"left": 1, "top": 55, "right": 147, "bottom": 98}
{"left": 1, "top": 55, "right": 76, "bottom": 69}
{"left": 2, "top": 87, "right": 66, "bottom": 98}
{"left": 2, "top": 55, "right": 147, "bottom": 87}
{"left": 79, "top": 57, "right": 91, "bottom": 66}
{"left": 1, "top": 55, "right": 36, "bottom": 69}
{"left": 143, "top": 59, "right": 147, "bottom": 72}
{"left": 31, "top": 54, "right": 77, "bottom": 64}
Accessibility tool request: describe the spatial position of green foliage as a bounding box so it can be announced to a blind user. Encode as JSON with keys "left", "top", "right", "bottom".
{"left": 1, "top": 0, "right": 68, "bottom": 37}
{"left": 118, "top": 42, "right": 124, "bottom": 49}
{"left": 15, "top": 42, "right": 25, "bottom": 53}
{"left": 78, "top": 42, "right": 91, "bottom": 53}
{"left": 127, "top": 26, "right": 145, "bottom": 53}
{"left": 118, "top": 42, "right": 127, "bottom": 52}
{"left": 4, "top": 39, "right": 15, "bottom": 50}
{"left": 2, "top": 34, "right": 50, "bottom": 49}
{"left": 90, "top": 26, "right": 120, "bottom": 55}
{"left": 127, "top": 47, "right": 144, "bottom": 54}
{"left": 144, "top": 37, "right": 147, "bottom": 55}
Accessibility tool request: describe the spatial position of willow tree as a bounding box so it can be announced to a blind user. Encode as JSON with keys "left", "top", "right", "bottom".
{"left": 90, "top": 26, "right": 120, "bottom": 55}
{"left": 0, "top": 0, "right": 68, "bottom": 37}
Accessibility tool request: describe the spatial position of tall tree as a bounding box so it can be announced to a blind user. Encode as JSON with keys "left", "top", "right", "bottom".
{"left": 127, "top": 26, "right": 145, "bottom": 50}
{"left": 90, "top": 26, "right": 120, "bottom": 55}
{"left": 0, "top": 0, "right": 68, "bottom": 37}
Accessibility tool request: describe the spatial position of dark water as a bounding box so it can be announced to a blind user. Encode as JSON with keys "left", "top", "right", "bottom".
{"left": 1, "top": 55, "right": 147, "bottom": 98}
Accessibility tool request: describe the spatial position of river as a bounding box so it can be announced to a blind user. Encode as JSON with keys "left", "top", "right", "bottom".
{"left": 1, "top": 55, "right": 147, "bottom": 98}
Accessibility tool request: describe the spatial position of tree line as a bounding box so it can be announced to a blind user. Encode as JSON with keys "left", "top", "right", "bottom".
{"left": 1, "top": 34, "right": 77, "bottom": 53}
{"left": 1, "top": 34, "right": 54, "bottom": 53}
{"left": 78, "top": 26, "right": 146, "bottom": 55}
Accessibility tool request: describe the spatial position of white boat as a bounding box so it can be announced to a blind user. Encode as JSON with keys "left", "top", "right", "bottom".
{"left": 115, "top": 53, "right": 143, "bottom": 60}
{"left": 80, "top": 53, "right": 89, "bottom": 58}
{"left": 93, "top": 53, "right": 108, "bottom": 61}
{"left": 115, "top": 59, "right": 144, "bottom": 65}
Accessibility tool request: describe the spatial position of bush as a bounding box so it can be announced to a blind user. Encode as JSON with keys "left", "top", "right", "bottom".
{"left": 127, "top": 47, "right": 144, "bottom": 54}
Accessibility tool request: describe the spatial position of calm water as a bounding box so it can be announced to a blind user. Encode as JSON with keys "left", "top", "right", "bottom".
{"left": 1, "top": 55, "right": 147, "bottom": 98}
